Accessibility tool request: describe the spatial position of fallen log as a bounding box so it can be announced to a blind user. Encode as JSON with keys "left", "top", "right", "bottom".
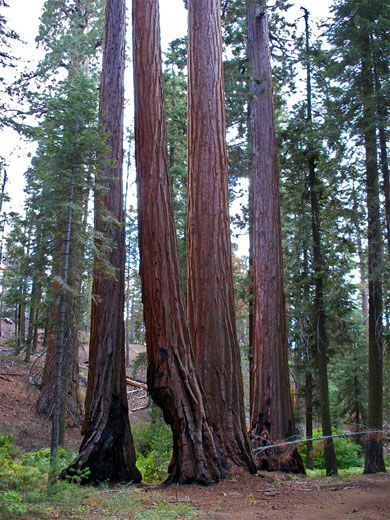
{"left": 80, "top": 364, "right": 148, "bottom": 391}
{"left": 126, "top": 377, "right": 147, "bottom": 391}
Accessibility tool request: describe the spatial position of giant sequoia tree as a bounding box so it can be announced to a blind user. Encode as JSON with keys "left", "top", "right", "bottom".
{"left": 246, "top": 0, "right": 304, "bottom": 474}
{"left": 61, "top": 0, "right": 141, "bottom": 484}
{"left": 186, "top": 0, "right": 255, "bottom": 473}
{"left": 133, "top": 0, "right": 225, "bottom": 485}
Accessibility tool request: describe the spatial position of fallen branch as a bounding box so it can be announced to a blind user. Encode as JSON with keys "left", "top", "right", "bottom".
{"left": 80, "top": 364, "right": 148, "bottom": 391}
{"left": 253, "top": 429, "right": 390, "bottom": 453}
{"left": 131, "top": 403, "right": 150, "bottom": 412}
{"left": 126, "top": 378, "right": 147, "bottom": 391}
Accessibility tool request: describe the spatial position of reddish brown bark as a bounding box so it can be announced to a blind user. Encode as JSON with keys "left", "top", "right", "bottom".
{"left": 186, "top": 0, "right": 255, "bottom": 473}
{"left": 61, "top": 0, "right": 141, "bottom": 485}
{"left": 132, "top": 0, "right": 225, "bottom": 485}
{"left": 246, "top": 0, "right": 304, "bottom": 474}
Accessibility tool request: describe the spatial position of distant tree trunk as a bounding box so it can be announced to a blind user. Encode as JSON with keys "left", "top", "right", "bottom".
{"left": 49, "top": 172, "right": 74, "bottom": 483}
{"left": 132, "top": 0, "right": 226, "bottom": 485}
{"left": 61, "top": 0, "right": 141, "bottom": 485}
{"left": 362, "top": 34, "right": 385, "bottom": 474}
{"left": 302, "top": 239, "right": 314, "bottom": 470}
{"left": 372, "top": 61, "right": 390, "bottom": 262}
{"left": 36, "top": 277, "right": 82, "bottom": 426}
{"left": 24, "top": 281, "right": 37, "bottom": 363}
{"left": 0, "top": 171, "right": 7, "bottom": 339}
{"left": 17, "top": 302, "right": 25, "bottom": 352}
{"left": 302, "top": 8, "right": 337, "bottom": 476}
{"left": 36, "top": 290, "right": 58, "bottom": 415}
{"left": 305, "top": 369, "right": 314, "bottom": 469}
{"left": 186, "top": 0, "right": 255, "bottom": 473}
{"left": 246, "top": 0, "right": 304, "bottom": 474}
{"left": 355, "top": 217, "right": 369, "bottom": 333}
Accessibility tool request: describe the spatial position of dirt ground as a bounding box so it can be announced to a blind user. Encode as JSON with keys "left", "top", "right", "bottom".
{"left": 0, "top": 329, "right": 389, "bottom": 520}
{"left": 153, "top": 469, "right": 389, "bottom": 519}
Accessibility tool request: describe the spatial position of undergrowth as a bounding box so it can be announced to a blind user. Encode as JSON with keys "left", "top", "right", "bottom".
{"left": 0, "top": 432, "right": 197, "bottom": 519}
{"left": 132, "top": 419, "right": 173, "bottom": 483}
{"left": 299, "top": 428, "right": 364, "bottom": 470}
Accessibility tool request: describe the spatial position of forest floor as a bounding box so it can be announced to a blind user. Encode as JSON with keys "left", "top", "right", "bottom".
{"left": 0, "top": 330, "right": 389, "bottom": 520}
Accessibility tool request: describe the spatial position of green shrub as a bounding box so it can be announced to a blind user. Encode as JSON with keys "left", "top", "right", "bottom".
{"left": 20, "top": 446, "right": 75, "bottom": 474}
{"left": 133, "top": 420, "right": 172, "bottom": 483}
{"left": 0, "top": 432, "right": 91, "bottom": 518}
{"left": 0, "top": 491, "right": 28, "bottom": 516}
{"left": 299, "top": 428, "right": 363, "bottom": 470}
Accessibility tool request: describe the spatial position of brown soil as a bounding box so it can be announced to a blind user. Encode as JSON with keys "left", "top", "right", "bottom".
{"left": 154, "top": 469, "right": 389, "bottom": 519}
{"left": 0, "top": 328, "right": 389, "bottom": 520}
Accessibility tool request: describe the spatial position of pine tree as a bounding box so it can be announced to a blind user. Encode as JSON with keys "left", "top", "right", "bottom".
{"left": 327, "top": 0, "right": 387, "bottom": 474}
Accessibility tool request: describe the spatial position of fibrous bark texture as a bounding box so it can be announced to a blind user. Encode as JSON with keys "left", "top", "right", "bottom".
{"left": 133, "top": 0, "right": 225, "bottom": 485}
{"left": 246, "top": 0, "right": 304, "bottom": 474}
{"left": 61, "top": 0, "right": 141, "bottom": 485}
{"left": 186, "top": 0, "right": 255, "bottom": 473}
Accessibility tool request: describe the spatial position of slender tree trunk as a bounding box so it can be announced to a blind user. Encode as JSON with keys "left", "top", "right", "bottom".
{"left": 0, "top": 172, "right": 7, "bottom": 339}
{"left": 302, "top": 8, "right": 337, "bottom": 476}
{"left": 36, "top": 289, "right": 58, "bottom": 415}
{"left": 355, "top": 217, "right": 369, "bottom": 333}
{"left": 302, "top": 235, "right": 314, "bottom": 470}
{"left": 362, "top": 35, "right": 385, "bottom": 474}
{"left": 37, "top": 212, "right": 82, "bottom": 427}
{"left": 132, "top": 0, "right": 226, "bottom": 485}
{"left": 246, "top": 0, "right": 304, "bottom": 474}
{"left": 305, "top": 370, "right": 314, "bottom": 470}
{"left": 372, "top": 55, "right": 390, "bottom": 262}
{"left": 49, "top": 173, "right": 74, "bottom": 484}
{"left": 61, "top": 0, "right": 141, "bottom": 485}
{"left": 14, "top": 306, "right": 18, "bottom": 345}
{"left": 186, "top": 0, "right": 255, "bottom": 473}
{"left": 24, "top": 281, "right": 37, "bottom": 363}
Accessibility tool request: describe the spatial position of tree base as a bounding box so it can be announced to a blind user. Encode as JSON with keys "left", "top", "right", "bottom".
{"left": 364, "top": 438, "right": 386, "bottom": 474}
{"left": 60, "top": 400, "right": 141, "bottom": 485}
{"left": 256, "top": 447, "right": 305, "bottom": 474}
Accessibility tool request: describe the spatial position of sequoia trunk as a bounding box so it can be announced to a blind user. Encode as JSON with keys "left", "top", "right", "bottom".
{"left": 246, "top": 0, "right": 304, "bottom": 474}
{"left": 186, "top": 0, "right": 255, "bottom": 473}
{"left": 61, "top": 0, "right": 141, "bottom": 485}
{"left": 133, "top": 0, "right": 226, "bottom": 485}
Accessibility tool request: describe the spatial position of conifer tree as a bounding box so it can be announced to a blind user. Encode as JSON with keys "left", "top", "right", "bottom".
{"left": 327, "top": 0, "right": 387, "bottom": 474}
